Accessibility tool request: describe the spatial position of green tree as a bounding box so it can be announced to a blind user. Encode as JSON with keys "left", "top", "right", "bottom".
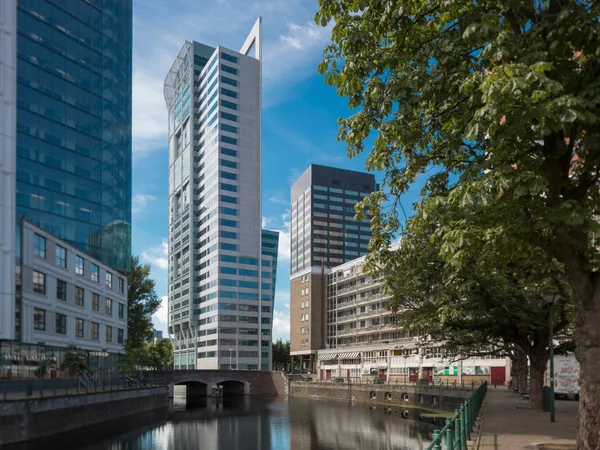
{"left": 272, "top": 339, "right": 290, "bottom": 371}
{"left": 315, "top": 0, "right": 599, "bottom": 445}
{"left": 126, "top": 256, "right": 161, "bottom": 351}
{"left": 148, "top": 339, "right": 174, "bottom": 370}
{"left": 383, "top": 206, "right": 573, "bottom": 407}
{"left": 61, "top": 344, "right": 87, "bottom": 377}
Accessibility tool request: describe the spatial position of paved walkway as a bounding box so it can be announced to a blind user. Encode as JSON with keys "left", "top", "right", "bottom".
{"left": 478, "top": 387, "right": 578, "bottom": 449}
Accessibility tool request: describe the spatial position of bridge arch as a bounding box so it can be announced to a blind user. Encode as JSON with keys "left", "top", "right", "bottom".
{"left": 217, "top": 379, "right": 248, "bottom": 396}
{"left": 171, "top": 380, "right": 210, "bottom": 399}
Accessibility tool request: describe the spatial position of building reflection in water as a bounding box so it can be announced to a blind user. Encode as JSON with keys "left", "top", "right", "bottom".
{"left": 8, "top": 395, "right": 436, "bottom": 450}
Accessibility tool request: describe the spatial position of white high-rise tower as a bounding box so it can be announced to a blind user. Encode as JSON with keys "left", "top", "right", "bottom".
{"left": 164, "top": 19, "right": 277, "bottom": 370}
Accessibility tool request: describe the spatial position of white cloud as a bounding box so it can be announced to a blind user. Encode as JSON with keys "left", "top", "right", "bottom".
{"left": 141, "top": 239, "right": 169, "bottom": 271}
{"left": 284, "top": 302, "right": 290, "bottom": 308}
{"left": 268, "top": 196, "right": 289, "bottom": 206}
{"left": 272, "top": 310, "right": 290, "bottom": 341}
{"left": 152, "top": 295, "right": 169, "bottom": 335}
{"left": 132, "top": 193, "right": 157, "bottom": 214}
{"left": 261, "top": 216, "right": 271, "bottom": 228}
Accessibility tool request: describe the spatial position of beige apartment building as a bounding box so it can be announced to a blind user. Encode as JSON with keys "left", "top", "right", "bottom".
{"left": 316, "top": 252, "right": 511, "bottom": 385}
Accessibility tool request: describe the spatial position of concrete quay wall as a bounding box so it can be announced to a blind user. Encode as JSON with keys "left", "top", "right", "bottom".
{"left": 290, "top": 382, "right": 472, "bottom": 412}
{"left": 0, "top": 387, "right": 167, "bottom": 445}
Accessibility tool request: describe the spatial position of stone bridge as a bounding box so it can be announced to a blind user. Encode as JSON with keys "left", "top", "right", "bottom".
{"left": 143, "top": 370, "right": 287, "bottom": 398}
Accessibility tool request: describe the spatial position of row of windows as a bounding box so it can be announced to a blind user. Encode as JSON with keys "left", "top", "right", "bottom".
{"left": 300, "top": 313, "right": 310, "bottom": 321}
{"left": 301, "top": 326, "right": 310, "bottom": 335}
{"left": 33, "top": 307, "right": 124, "bottom": 343}
{"left": 32, "top": 270, "right": 125, "bottom": 318}
{"left": 34, "top": 233, "right": 124, "bottom": 292}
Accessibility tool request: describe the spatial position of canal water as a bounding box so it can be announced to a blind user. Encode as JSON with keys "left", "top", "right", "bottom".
{"left": 6, "top": 393, "right": 441, "bottom": 450}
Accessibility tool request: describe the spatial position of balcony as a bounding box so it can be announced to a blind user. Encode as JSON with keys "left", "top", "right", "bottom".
{"left": 335, "top": 309, "right": 391, "bottom": 324}
{"left": 335, "top": 294, "right": 389, "bottom": 310}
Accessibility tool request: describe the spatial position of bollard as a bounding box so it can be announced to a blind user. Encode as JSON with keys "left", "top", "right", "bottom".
{"left": 432, "top": 430, "right": 442, "bottom": 450}
{"left": 446, "top": 418, "right": 454, "bottom": 450}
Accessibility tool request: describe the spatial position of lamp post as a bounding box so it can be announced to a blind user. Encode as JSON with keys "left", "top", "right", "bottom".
{"left": 229, "top": 349, "right": 233, "bottom": 370}
{"left": 543, "top": 293, "right": 560, "bottom": 423}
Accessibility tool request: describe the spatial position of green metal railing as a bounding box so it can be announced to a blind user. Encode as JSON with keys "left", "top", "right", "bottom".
{"left": 427, "top": 381, "right": 488, "bottom": 450}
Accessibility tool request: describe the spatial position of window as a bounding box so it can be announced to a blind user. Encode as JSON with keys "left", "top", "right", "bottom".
{"left": 91, "top": 264, "right": 99, "bottom": 282}
{"left": 34, "top": 308, "right": 46, "bottom": 331}
{"left": 75, "top": 255, "right": 84, "bottom": 275}
{"left": 221, "top": 76, "right": 237, "bottom": 87}
{"left": 75, "top": 287, "right": 84, "bottom": 306}
{"left": 221, "top": 52, "right": 238, "bottom": 63}
{"left": 221, "top": 136, "right": 237, "bottom": 145}
{"left": 221, "top": 99, "right": 237, "bottom": 110}
{"left": 106, "top": 272, "right": 113, "bottom": 289}
{"left": 221, "top": 194, "right": 237, "bottom": 204}
{"left": 106, "top": 325, "right": 113, "bottom": 343}
{"left": 76, "top": 318, "right": 84, "bottom": 337}
{"left": 221, "top": 123, "right": 237, "bottom": 134}
{"left": 118, "top": 277, "right": 125, "bottom": 294}
{"left": 221, "top": 147, "right": 237, "bottom": 157}
{"left": 55, "top": 245, "right": 66, "bottom": 267}
{"left": 56, "top": 279, "right": 67, "bottom": 301}
{"left": 105, "top": 298, "right": 113, "bottom": 315}
{"left": 221, "top": 87, "right": 237, "bottom": 99}
{"left": 221, "top": 111, "right": 237, "bottom": 122}
{"left": 220, "top": 171, "right": 237, "bottom": 180}
{"left": 118, "top": 328, "right": 124, "bottom": 344}
{"left": 92, "top": 293, "right": 99, "bottom": 311}
{"left": 33, "top": 271, "right": 46, "bottom": 295}
{"left": 221, "top": 64, "right": 238, "bottom": 75}
{"left": 34, "top": 234, "right": 46, "bottom": 258}
{"left": 220, "top": 183, "right": 237, "bottom": 192}
{"left": 91, "top": 322, "right": 99, "bottom": 340}
{"left": 56, "top": 313, "right": 67, "bottom": 335}
{"left": 118, "top": 303, "right": 125, "bottom": 319}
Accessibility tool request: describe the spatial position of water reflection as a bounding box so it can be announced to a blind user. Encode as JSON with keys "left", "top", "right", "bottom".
{"left": 4, "top": 395, "right": 437, "bottom": 450}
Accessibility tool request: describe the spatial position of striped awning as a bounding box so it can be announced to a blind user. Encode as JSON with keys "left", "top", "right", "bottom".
{"left": 338, "top": 352, "right": 360, "bottom": 359}
{"left": 318, "top": 353, "right": 338, "bottom": 361}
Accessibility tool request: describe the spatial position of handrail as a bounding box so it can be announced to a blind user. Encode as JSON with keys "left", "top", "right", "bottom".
{"left": 427, "top": 381, "right": 488, "bottom": 450}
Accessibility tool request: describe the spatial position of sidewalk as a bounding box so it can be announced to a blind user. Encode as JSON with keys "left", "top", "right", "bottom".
{"left": 478, "top": 387, "right": 577, "bottom": 449}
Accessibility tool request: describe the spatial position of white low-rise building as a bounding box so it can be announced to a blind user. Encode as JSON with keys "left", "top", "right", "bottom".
{"left": 0, "top": 221, "right": 127, "bottom": 379}
{"left": 316, "top": 250, "right": 510, "bottom": 385}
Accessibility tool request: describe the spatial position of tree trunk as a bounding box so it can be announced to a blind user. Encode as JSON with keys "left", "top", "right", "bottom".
{"left": 518, "top": 352, "right": 529, "bottom": 395}
{"left": 529, "top": 356, "right": 547, "bottom": 409}
{"left": 572, "top": 274, "right": 600, "bottom": 450}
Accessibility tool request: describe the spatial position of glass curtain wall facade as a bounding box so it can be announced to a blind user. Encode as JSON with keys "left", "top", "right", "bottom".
{"left": 1, "top": 0, "right": 18, "bottom": 341}
{"left": 165, "top": 19, "right": 274, "bottom": 370}
{"left": 15, "top": 0, "right": 132, "bottom": 272}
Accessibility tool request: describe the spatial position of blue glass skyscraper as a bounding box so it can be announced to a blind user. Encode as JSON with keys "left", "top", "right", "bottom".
{"left": 15, "top": 0, "right": 132, "bottom": 271}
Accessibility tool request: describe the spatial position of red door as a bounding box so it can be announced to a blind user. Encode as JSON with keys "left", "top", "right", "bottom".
{"left": 491, "top": 366, "right": 505, "bottom": 386}
{"left": 326, "top": 370, "right": 332, "bottom": 381}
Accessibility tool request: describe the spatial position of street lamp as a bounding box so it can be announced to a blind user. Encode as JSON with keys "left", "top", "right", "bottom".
{"left": 543, "top": 293, "right": 560, "bottom": 423}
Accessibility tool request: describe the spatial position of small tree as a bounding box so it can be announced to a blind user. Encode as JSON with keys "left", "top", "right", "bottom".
{"left": 148, "top": 339, "right": 174, "bottom": 370}
{"left": 61, "top": 344, "right": 87, "bottom": 377}
{"left": 272, "top": 339, "right": 290, "bottom": 371}
{"left": 126, "top": 256, "right": 161, "bottom": 352}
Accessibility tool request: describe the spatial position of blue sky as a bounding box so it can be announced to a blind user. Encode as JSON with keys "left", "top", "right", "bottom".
{"left": 130, "top": 0, "right": 415, "bottom": 341}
